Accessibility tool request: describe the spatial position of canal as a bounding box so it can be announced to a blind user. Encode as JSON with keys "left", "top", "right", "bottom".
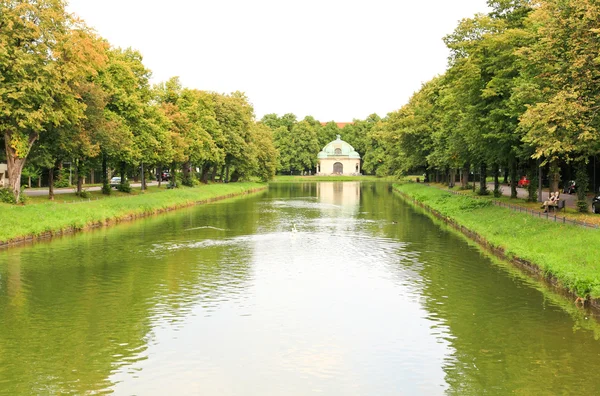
{"left": 1, "top": 182, "right": 599, "bottom": 394}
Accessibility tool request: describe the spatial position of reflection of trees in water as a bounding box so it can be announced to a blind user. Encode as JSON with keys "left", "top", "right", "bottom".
{"left": 357, "top": 183, "right": 600, "bottom": 394}
{"left": 4, "top": 183, "right": 600, "bottom": 394}
{"left": 0, "top": 197, "right": 262, "bottom": 394}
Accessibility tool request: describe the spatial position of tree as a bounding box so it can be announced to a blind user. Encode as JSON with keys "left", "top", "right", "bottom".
{"left": 0, "top": 1, "right": 103, "bottom": 201}
{"left": 519, "top": 0, "right": 600, "bottom": 165}
{"left": 248, "top": 123, "right": 278, "bottom": 181}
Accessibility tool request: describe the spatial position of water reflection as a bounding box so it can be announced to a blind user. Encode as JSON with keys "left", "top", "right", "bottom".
{"left": 1, "top": 183, "right": 600, "bottom": 394}
{"left": 317, "top": 182, "right": 360, "bottom": 208}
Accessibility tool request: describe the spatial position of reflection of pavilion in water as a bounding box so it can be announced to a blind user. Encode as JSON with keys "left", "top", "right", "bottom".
{"left": 316, "top": 182, "right": 361, "bottom": 212}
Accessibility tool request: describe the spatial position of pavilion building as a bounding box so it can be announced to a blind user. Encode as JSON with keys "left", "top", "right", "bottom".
{"left": 316, "top": 135, "right": 361, "bottom": 175}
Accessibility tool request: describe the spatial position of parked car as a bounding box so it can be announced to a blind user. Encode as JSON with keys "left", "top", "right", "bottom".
{"left": 517, "top": 176, "right": 530, "bottom": 188}
{"left": 593, "top": 192, "right": 600, "bottom": 214}
{"left": 563, "top": 180, "right": 576, "bottom": 194}
{"left": 110, "top": 176, "right": 122, "bottom": 188}
{"left": 157, "top": 171, "right": 170, "bottom": 181}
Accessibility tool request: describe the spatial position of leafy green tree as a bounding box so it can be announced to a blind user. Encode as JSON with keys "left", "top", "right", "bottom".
{"left": 0, "top": 1, "right": 102, "bottom": 201}
{"left": 519, "top": 0, "right": 600, "bottom": 180}
{"left": 319, "top": 122, "right": 340, "bottom": 149}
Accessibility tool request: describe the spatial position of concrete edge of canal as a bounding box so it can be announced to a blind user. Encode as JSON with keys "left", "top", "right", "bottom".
{"left": 0, "top": 186, "right": 268, "bottom": 250}
{"left": 392, "top": 184, "right": 600, "bottom": 314}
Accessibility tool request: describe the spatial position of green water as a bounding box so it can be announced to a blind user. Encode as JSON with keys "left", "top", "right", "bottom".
{"left": 1, "top": 182, "right": 600, "bottom": 395}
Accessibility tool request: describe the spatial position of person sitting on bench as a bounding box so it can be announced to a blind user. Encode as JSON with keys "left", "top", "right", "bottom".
{"left": 542, "top": 191, "right": 559, "bottom": 212}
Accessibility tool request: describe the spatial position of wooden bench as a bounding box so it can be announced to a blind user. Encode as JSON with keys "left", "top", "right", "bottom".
{"left": 548, "top": 199, "right": 565, "bottom": 212}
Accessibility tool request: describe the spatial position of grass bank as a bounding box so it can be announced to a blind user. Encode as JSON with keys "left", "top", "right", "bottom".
{"left": 272, "top": 175, "right": 394, "bottom": 183}
{"left": 427, "top": 182, "right": 600, "bottom": 227}
{"left": 394, "top": 183, "right": 600, "bottom": 299}
{"left": 0, "top": 182, "right": 265, "bottom": 246}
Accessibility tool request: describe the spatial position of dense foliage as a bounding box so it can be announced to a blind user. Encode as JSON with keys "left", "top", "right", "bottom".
{"left": 0, "top": 0, "right": 277, "bottom": 203}
{"left": 3, "top": 0, "right": 600, "bottom": 211}
{"left": 347, "top": 0, "right": 600, "bottom": 212}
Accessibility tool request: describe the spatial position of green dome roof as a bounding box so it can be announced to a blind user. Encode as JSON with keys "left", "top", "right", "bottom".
{"left": 318, "top": 135, "right": 361, "bottom": 159}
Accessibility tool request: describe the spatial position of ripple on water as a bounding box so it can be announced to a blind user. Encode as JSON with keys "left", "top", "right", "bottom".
{"left": 5, "top": 183, "right": 600, "bottom": 395}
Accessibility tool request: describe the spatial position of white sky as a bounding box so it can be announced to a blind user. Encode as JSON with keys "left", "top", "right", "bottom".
{"left": 67, "top": 0, "right": 490, "bottom": 122}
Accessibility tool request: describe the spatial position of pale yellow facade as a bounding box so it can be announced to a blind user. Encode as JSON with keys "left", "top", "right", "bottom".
{"left": 317, "top": 182, "right": 361, "bottom": 210}
{"left": 0, "top": 163, "right": 7, "bottom": 188}
{"left": 317, "top": 158, "right": 361, "bottom": 175}
{"left": 316, "top": 135, "right": 361, "bottom": 175}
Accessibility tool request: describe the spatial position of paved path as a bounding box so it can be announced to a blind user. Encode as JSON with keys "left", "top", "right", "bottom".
{"left": 486, "top": 182, "right": 592, "bottom": 210}
{"left": 24, "top": 182, "right": 159, "bottom": 196}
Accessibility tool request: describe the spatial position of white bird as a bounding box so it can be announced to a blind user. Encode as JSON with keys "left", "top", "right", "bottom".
{"left": 292, "top": 223, "right": 298, "bottom": 233}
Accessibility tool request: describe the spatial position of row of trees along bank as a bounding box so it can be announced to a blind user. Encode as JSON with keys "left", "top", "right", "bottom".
{"left": 0, "top": 0, "right": 278, "bottom": 204}
{"left": 4, "top": 0, "right": 600, "bottom": 211}
{"left": 340, "top": 0, "right": 599, "bottom": 212}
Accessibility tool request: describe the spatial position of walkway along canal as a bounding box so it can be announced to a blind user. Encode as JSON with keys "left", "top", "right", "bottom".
{"left": 1, "top": 182, "right": 599, "bottom": 394}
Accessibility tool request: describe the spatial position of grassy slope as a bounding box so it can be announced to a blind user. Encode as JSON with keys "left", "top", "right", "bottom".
{"left": 394, "top": 183, "right": 600, "bottom": 298}
{"left": 0, "top": 183, "right": 264, "bottom": 244}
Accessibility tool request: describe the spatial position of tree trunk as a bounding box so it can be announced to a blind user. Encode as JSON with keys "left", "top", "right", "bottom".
{"left": 461, "top": 164, "right": 469, "bottom": 189}
{"left": 75, "top": 160, "right": 82, "bottom": 194}
{"left": 503, "top": 167, "right": 509, "bottom": 184}
{"left": 57, "top": 161, "right": 64, "bottom": 186}
{"left": 526, "top": 160, "right": 538, "bottom": 202}
{"left": 48, "top": 166, "right": 55, "bottom": 201}
{"left": 157, "top": 164, "right": 162, "bottom": 188}
{"left": 493, "top": 163, "right": 500, "bottom": 195}
{"left": 478, "top": 162, "right": 488, "bottom": 195}
{"left": 4, "top": 131, "right": 37, "bottom": 203}
{"left": 230, "top": 170, "right": 240, "bottom": 183}
{"left": 201, "top": 164, "right": 210, "bottom": 184}
{"left": 211, "top": 166, "right": 218, "bottom": 182}
{"left": 549, "top": 159, "right": 560, "bottom": 193}
{"left": 449, "top": 168, "right": 456, "bottom": 188}
{"left": 225, "top": 164, "right": 230, "bottom": 183}
{"left": 120, "top": 162, "right": 126, "bottom": 189}
{"left": 220, "top": 165, "right": 226, "bottom": 183}
{"left": 510, "top": 160, "right": 517, "bottom": 199}
{"left": 182, "top": 161, "right": 190, "bottom": 186}
{"left": 575, "top": 162, "right": 589, "bottom": 212}
{"left": 102, "top": 153, "right": 110, "bottom": 194}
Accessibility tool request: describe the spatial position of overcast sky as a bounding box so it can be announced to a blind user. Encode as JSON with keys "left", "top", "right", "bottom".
{"left": 67, "top": 0, "right": 490, "bottom": 122}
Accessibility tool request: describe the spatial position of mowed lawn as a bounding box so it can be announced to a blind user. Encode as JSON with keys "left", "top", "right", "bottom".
{"left": 394, "top": 183, "right": 600, "bottom": 298}
{"left": 0, "top": 183, "right": 265, "bottom": 244}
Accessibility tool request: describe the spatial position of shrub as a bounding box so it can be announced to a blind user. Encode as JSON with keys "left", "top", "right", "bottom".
{"left": 77, "top": 190, "right": 92, "bottom": 199}
{"left": 493, "top": 186, "right": 503, "bottom": 198}
{"left": 18, "top": 191, "right": 29, "bottom": 205}
{"left": 1, "top": 188, "right": 29, "bottom": 205}
{"left": 182, "top": 173, "right": 197, "bottom": 187}
{"left": 54, "top": 169, "right": 71, "bottom": 188}
{"left": 577, "top": 201, "right": 589, "bottom": 213}
{"left": 0, "top": 188, "right": 16, "bottom": 204}
{"left": 117, "top": 180, "right": 131, "bottom": 193}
